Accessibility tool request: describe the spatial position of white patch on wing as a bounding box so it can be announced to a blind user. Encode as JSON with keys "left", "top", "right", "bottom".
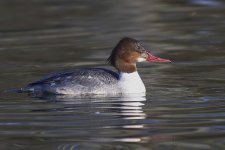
{"left": 66, "top": 76, "right": 72, "bottom": 79}
{"left": 55, "top": 77, "right": 61, "bottom": 80}
{"left": 50, "top": 82, "right": 56, "bottom": 86}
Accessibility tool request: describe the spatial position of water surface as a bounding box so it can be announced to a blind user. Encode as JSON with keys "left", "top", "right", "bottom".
{"left": 0, "top": 0, "right": 225, "bottom": 149}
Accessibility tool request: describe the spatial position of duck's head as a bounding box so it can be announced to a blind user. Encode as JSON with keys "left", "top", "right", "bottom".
{"left": 108, "top": 37, "right": 171, "bottom": 73}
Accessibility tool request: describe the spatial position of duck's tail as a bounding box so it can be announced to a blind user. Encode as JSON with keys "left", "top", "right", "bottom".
{"left": 6, "top": 87, "right": 31, "bottom": 93}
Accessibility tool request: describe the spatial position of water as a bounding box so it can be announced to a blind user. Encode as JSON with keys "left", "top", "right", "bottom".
{"left": 0, "top": 0, "right": 225, "bottom": 149}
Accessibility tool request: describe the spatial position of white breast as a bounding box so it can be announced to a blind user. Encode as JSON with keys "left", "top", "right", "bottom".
{"left": 118, "top": 71, "right": 146, "bottom": 94}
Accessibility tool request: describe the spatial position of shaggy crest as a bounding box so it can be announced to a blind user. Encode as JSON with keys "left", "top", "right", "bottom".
{"left": 107, "top": 37, "right": 139, "bottom": 73}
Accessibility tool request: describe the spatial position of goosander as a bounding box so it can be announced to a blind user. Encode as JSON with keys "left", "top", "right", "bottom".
{"left": 21, "top": 37, "right": 171, "bottom": 95}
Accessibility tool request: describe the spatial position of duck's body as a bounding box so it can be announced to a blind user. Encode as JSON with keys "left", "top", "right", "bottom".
{"left": 24, "top": 68, "right": 146, "bottom": 95}
{"left": 25, "top": 68, "right": 119, "bottom": 95}
{"left": 22, "top": 37, "right": 170, "bottom": 95}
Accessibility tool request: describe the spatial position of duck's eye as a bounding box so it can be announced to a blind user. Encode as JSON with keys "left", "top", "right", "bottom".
{"left": 136, "top": 44, "right": 142, "bottom": 50}
{"left": 135, "top": 43, "right": 146, "bottom": 53}
{"left": 136, "top": 43, "right": 143, "bottom": 51}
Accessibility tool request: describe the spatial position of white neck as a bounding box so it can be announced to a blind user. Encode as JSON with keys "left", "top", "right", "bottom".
{"left": 118, "top": 71, "right": 146, "bottom": 94}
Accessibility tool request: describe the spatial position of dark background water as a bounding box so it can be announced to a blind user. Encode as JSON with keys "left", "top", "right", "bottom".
{"left": 0, "top": 0, "right": 225, "bottom": 149}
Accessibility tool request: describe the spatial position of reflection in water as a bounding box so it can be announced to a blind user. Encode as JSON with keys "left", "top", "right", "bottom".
{"left": 28, "top": 93, "right": 175, "bottom": 149}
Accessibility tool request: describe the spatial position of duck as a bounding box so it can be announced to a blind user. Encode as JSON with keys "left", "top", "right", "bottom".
{"left": 21, "top": 37, "right": 171, "bottom": 95}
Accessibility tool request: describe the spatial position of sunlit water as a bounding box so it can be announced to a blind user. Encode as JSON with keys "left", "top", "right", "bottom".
{"left": 0, "top": 0, "right": 225, "bottom": 149}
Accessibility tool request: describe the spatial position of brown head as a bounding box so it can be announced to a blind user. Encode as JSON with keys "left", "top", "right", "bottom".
{"left": 107, "top": 37, "right": 171, "bottom": 73}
